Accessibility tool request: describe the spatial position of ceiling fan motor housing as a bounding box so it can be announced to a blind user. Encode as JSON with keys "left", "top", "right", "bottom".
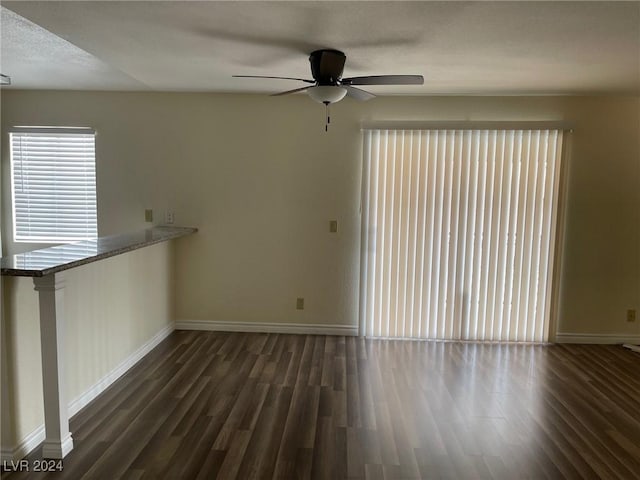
{"left": 309, "top": 49, "right": 346, "bottom": 85}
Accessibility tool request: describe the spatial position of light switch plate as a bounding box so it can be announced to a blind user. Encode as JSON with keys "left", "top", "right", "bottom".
{"left": 144, "top": 209, "right": 153, "bottom": 222}
{"left": 329, "top": 220, "right": 338, "bottom": 233}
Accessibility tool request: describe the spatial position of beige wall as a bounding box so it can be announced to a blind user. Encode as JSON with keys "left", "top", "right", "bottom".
{"left": 558, "top": 97, "right": 640, "bottom": 336}
{"left": 1, "top": 90, "right": 638, "bottom": 450}
{"left": 2, "top": 91, "right": 639, "bottom": 338}
{"left": 0, "top": 276, "right": 10, "bottom": 452}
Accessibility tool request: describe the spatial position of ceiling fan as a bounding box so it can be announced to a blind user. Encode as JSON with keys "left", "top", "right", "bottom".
{"left": 234, "top": 49, "right": 424, "bottom": 130}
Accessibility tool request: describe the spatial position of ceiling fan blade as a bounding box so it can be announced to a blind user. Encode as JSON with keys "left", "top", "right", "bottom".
{"left": 233, "top": 75, "right": 315, "bottom": 84}
{"left": 344, "top": 85, "right": 375, "bottom": 101}
{"left": 341, "top": 75, "right": 424, "bottom": 86}
{"left": 271, "top": 86, "right": 311, "bottom": 97}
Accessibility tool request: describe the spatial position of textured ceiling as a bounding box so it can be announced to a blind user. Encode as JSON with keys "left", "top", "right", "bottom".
{"left": 1, "top": 1, "right": 639, "bottom": 95}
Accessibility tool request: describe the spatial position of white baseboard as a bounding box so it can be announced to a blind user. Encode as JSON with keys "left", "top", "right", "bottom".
{"left": 1, "top": 323, "right": 175, "bottom": 462}
{"left": 67, "top": 323, "right": 174, "bottom": 417}
{"left": 1, "top": 425, "right": 45, "bottom": 463}
{"left": 42, "top": 434, "right": 73, "bottom": 460}
{"left": 175, "top": 319, "right": 358, "bottom": 336}
{"left": 555, "top": 332, "right": 640, "bottom": 344}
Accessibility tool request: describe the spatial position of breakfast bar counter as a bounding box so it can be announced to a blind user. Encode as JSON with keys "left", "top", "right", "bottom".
{"left": 1, "top": 226, "right": 197, "bottom": 277}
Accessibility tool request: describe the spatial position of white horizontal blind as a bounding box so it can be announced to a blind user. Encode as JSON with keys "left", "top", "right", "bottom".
{"left": 360, "top": 129, "right": 564, "bottom": 342}
{"left": 10, "top": 130, "right": 97, "bottom": 242}
{"left": 17, "top": 243, "right": 99, "bottom": 269}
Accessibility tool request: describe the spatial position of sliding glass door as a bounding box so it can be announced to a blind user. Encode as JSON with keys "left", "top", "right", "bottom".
{"left": 359, "top": 129, "right": 564, "bottom": 341}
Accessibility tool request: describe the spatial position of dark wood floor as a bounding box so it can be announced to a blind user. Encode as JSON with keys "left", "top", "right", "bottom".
{"left": 3, "top": 331, "right": 640, "bottom": 479}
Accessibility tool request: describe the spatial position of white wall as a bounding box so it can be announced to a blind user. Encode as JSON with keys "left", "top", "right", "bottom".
{"left": 1, "top": 91, "right": 639, "bottom": 448}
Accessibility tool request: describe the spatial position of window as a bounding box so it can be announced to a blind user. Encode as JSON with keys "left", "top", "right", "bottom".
{"left": 10, "top": 128, "right": 97, "bottom": 243}
{"left": 360, "top": 128, "right": 565, "bottom": 342}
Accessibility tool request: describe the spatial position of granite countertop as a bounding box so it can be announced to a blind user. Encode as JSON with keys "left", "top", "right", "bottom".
{"left": 0, "top": 226, "right": 198, "bottom": 277}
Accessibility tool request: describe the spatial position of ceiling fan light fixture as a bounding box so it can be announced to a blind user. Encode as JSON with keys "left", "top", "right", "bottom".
{"left": 307, "top": 86, "right": 347, "bottom": 105}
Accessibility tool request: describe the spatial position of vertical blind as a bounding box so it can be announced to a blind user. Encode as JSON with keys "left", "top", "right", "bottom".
{"left": 10, "top": 130, "right": 97, "bottom": 242}
{"left": 360, "top": 129, "right": 564, "bottom": 342}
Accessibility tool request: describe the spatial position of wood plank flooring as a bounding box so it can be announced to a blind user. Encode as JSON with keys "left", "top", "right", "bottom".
{"left": 3, "top": 331, "right": 640, "bottom": 479}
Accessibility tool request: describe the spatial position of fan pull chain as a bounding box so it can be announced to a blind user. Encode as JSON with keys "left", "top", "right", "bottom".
{"left": 324, "top": 101, "right": 330, "bottom": 132}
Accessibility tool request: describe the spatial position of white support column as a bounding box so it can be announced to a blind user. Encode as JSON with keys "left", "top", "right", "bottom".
{"left": 33, "top": 273, "right": 73, "bottom": 459}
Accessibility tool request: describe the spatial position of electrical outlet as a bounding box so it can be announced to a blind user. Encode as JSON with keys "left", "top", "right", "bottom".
{"left": 144, "top": 209, "right": 153, "bottom": 222}
{"left": 329, "top": 220, "right": 338, "bottom": 233}
{"left": 296, "top": 297, "right": 304, "bottom": 310}
{"left": 165, "top": 211, "right": 175, "bottom": 224}
{"left": 627, "top": 309, "right": 636, "bottom": 322}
